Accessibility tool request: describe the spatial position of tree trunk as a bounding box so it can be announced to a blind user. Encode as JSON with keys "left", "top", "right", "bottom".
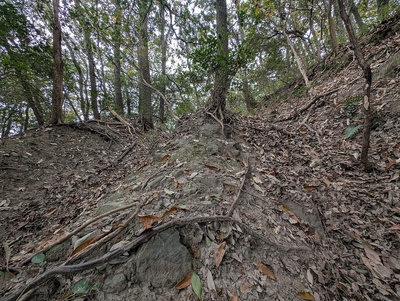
{"left": 113, "top": 0, "right": 124, "bottom": 114}
{"left": 137, "top": 0, "right": 153, "bottom": 130}
{"left": 338, "top": 0, "right": 373, "bottom": 172}
{"left": 65, "top": 38, "right": 88, "bottom": 121}
{"left": 349, "top": 0, "right": 366, "bottom": 32}
{"left": 283, "top": 28, "right": 310, "bottom": 87}
{"left": 49, "top": 0, "right": 64, "bottom": 124}
{"left": 325, "top": 0, "right": 338, "bottom": 55}
{"left": 158, "top": 1, "right": 167, "bottom": 122}
{"left": 242, "top": 74, "right": 257, "bottom": 113}
{"left": 84, "top": 28, "right": 101, "bottom": 119}
{"left": 209, "top": 0, "right": 229, "bottom": 116}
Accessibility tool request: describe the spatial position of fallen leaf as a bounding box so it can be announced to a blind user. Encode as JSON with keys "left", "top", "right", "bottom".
{"left": 279, "top": 205, "right": 301, "bottom": 223}
{"left": 252, "top": 175, "right": 263, "bottom": 184}
{"left": 253, "top": 183, "right": 265, "bottom": 194}
{"left": 215, "top": 241, "right": 227, "bottom": 267}
{"left": 385, "top": 157, "right": 399, "bottom": 169}
{"left": 160, "top": 154, "right": 170, "bottom": 163}
{"left": 173, "top": 178, "right": 181, "bottom": 189}
{"left": 321, "top": 177, "right": 331, "bottom": 186}
{"left": 362, "top": 241, "right": 382, "bottom": 267}
{"left": 297, "top": 291, "right": 315, "bottom": 300}
{"left": 162, "top": 205, "right": 187, "bottom": 217}
{"left": 206, "top": 269, "right": 216, "bottom": 291}
{"left": 2, "top": 242, "right": 10, "bottom": 271}
{"left": 164, "top": 188, "right": 175, "bottom": 195}
{"left": 71, "top": 235, "right": 100, "bottom": 256}
{"left": 230, "top": 294, "right": 240, "bottom": 301}
{"left": 389, "top": 225, "right": 400, "bottom": 230}
{"left": 191, "top": 272, "right": 202, "bottom": 299}
{"left": 176, "top": 273, "right": 192, "bottom": 290}
{"left": 255, "top": 262, "right": 277, "bottom": 281}
{"left": 204, "top": 164, "right": 220, "bottom": 172}
{"left": 303, "top": 185, "right": 318, "bottom": 191}
{"left": 138, "top": 215, "right": 162, "bottom": 230}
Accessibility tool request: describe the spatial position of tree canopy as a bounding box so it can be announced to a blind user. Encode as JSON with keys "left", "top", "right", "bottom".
{"left": 0, "top": 0, "right": 399, "bottom": 135}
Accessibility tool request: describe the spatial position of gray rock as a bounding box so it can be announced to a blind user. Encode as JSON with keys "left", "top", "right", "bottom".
{"left": 136, "top": 228, "right": 192, "bottom": 288}
{"left": 103, "top": 273, "right": 127, "bottom": 293}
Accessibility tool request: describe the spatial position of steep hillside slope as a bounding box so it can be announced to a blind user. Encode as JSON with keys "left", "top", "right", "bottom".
{"left": 1, "top": 15, "right": 400, "bottom": 301}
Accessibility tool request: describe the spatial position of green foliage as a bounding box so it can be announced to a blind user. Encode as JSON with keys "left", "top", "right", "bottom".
{"left": 191, "top": 272, "right": 202, "bottom": 299}
{"left": 31, "top": 253, "right": 45, "bottom": 264}
{"left": 71, "top": 278, "right": 99, "bottom": 296}
{"left": 345, "top": 124, "right": 363, "bottom": 139}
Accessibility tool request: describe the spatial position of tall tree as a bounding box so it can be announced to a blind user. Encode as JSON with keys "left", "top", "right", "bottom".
{"left": 84, "top": 27, "right": 101, "bottom": 119}
{"left": 338, "top": 0, "right": 373, "bottom": 171}
{"left": 137, "top": 0, "right": 153, "bottom": 130}
{"left": 158, "top": 0, "right": 167, "bottom": 122}
{"left": 324, "top": 0, "right": 338, "bottom": 55}
{"left": 208, "top": 0, "right": 229, "bottom": 116}
{"left": 49, "top": 0, "right": 64, "bottom": 124}
{"left": 113, "top": 0, "right": 124, "bottom": 114}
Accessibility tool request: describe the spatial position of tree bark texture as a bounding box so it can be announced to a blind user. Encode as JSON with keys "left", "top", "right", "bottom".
{"left": 49, "top": 0, "right": 64, "bottom": 124}
{"left": 65, "top": 38, "right": 88, "bottom": 121}
{"left": 84, "top": 29, "right": 101, "bottom": 119}
{"left": 283, "top": 28, "right": 310, "bottom": 87}
{"left": 137, "top": 0, "right": 153, "bottom": 130}
{"left": 158, "top": 1, "right": 167, "bottom": 122}
{"left": 113, "top": 0, "right": 124, "bottom": 114}
{"left": 338, "top": 0, "right": 373, "bottom": 171}
{"left": 209, "top": 0, "right": 229, "bottom": 116}
{"left": 325, "top": 0, "right": 338, "bottom": 55}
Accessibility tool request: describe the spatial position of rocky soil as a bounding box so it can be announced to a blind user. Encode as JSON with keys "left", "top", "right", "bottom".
{"left": 1, "top": 13, "right": 400, "bottom": 301}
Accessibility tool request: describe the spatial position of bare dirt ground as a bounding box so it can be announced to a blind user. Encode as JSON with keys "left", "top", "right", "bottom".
{"left": 1, "top": 14, "right": 400, "bottom": 301}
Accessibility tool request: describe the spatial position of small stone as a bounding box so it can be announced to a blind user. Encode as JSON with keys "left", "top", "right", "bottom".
{"left": 136, "top": 228, "right": 192, "bottom": 288}
{"left": 103, "top": 273, "right": 127, "bottom": 293}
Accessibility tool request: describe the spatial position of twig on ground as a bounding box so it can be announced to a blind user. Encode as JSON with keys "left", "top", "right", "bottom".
{"left": 276, "top": 88, "right": 339, "bottom": 122}
{"left": 99, "top": 142, "right": 137, "bottom": 172}
{"left": 227, "top": 159, "right": 250, "bottom": 216}
{"left": 5, "top": 214, "right": 311, "bottom": 301}
{"left": 62, "top": 198, "right": 145, "bottom": 265}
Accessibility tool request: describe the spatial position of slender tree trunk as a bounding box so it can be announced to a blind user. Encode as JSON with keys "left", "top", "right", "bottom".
{"left": 158, "top": 1, "right": 167, "bottom": 122}
{"left": 113, "top": 0, "right": 124, "bottom": 114}
{"left": 137, "top": 0, "right": 153, "bottom": 130}
{"left": 349, "top": 0, "right": 366, "bottom": 32}
{"left": 283, "top": 28, "right": 310, "bottom": 87}
{"left": 325, "top": 0, "right": 338, "bottom": 55}
{"left": 209, "top": 0, "right": 229, "bottom": 116}
{"left": 84, "top": 29, "right": 101, "bottom": 119}
{"left": 49, "top": 0, "right": 64, "bottom": 124}
{"left": 242, "top": 74, "right": 257, "bottom": 113}
{"left": 338, "top": 0, "right": 373, "bottom": 172}
{"left": 65, "top": 38, "right": 88, "bottom": 120}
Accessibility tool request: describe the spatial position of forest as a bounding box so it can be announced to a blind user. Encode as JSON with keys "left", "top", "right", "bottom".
{"left": 0, "top": 0, "right": 398, "bottom": 134}
{"left": 1, "top": 0, "right": 400, "bottom": 301}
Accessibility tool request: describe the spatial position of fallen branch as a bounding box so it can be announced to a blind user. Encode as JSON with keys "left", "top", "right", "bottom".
{"left": 99, "top": 142, "right": 137, "bottom": 172}
{"left": 63, "top": 198, "right": 145, "bottom": 265}
{"left": 276, "top": 88, "right": 339, "bottom": 122}
{"left": 3, "top": 215, "right": 234, "bottom": 301}
{"left": 227, "top": 159, "right": 250, "bottom": 216}
{"left": 4, "top": 213, "right": 311, "bottom": 301}
{"left": 20, "top": 202, "right": 139, "bottom": 266}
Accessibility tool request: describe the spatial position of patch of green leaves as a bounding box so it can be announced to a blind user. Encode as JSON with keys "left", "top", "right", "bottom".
{"left": 191, "top": 272, "right": 202, "bottom": 299}
{"left": 31, "top": 253, "right": 45, "bottom": 264}
{"left": 345, "top": 124, "right": 363, "bottom": 139}
{"left": 71, "top": 278, "right": 99, "bottom": 296}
